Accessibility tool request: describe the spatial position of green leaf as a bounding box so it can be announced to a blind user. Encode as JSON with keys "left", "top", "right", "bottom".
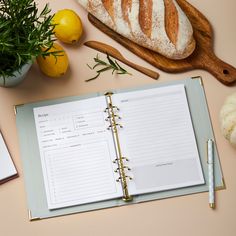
{"left": 39, "top": 4, "right": 50, "bottom": 17}
{"left": 106, "top": 53, "right": 116, "bottom": 68}
{"left": 85, "top": 53, "right": 131, "bottom": 82}
{"left": 92, "top": 62, "right": 102, "bottom": 69}
{"left": 94, "top": 57, "right": 108, "bottom": 66}
{"left": 115, "top": 60, "right": 126, "bottom": 72}
{"left": 96, "top": 66, "right": 112, "bottom": 73}
{"left": 85, "top": 73, "right": 101, "bottom": 82}
{"left": 87, "top": 64, "right": 93, "bottom": 70}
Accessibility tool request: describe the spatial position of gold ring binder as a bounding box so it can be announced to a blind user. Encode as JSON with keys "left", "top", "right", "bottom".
{"left": 107, "top": 123, "right": 123, "bottom": 130}
{"left": 105, "top": 92, "right": 133, "bottom": 202}
{"left": 105, "top": 114, "right": 121, "bottom": 121}
{"left": 113, "top": 157, "right": 129, "bottom": 163}
{"left": 114, "top": 166, "right": 131, "bottom": 173}
{"left": 116, "top": 176, "right": 133, "bottom": 182}
{"left": 104, "top": 106, "right": 119, "bottom": 112}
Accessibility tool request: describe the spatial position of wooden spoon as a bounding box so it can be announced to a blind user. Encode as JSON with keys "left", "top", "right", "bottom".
{"left": 84, "top": 41, "right": 159, "bottom": 80}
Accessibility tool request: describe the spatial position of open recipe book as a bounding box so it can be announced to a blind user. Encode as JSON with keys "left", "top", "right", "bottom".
{"left": 34, "top": 84, "right": 204, "bottom": 209}
{"left": 16, "top": 78, "right": 224, "bottom": 219}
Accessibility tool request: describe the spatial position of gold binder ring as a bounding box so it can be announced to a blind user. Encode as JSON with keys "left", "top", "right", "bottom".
{"left": 116, "top": 177, "right": 121, "bottom": 182}
{"left": 116, "top": 123, "right": 123, "bottom": 128}
{"left": 116, "top": 175, "right": 132, "bottom": 182}
{"left": 113, "top": 157, "right": 129, "bottom": 163}
{"left": 107, "top": 124, "right": 115, "bottom": 130}
{"left": 126, "top": 175, "right": 133, "bottom": 180}
{"left": 111, "top": 105, "right": 120, "bottom": 111}
{"left": 105, "top": 115, "right": 121, "bottom": 121}
{"left": 104, "top": 105, "right": 120, "bottom": 113}
{"left": 114, "top": 166, "right": 131, "bottom": 173}
{"left": 107, "top": 123, "right": 123, "bottom": 130}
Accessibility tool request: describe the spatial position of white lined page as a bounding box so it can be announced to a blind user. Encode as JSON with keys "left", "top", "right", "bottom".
{"left": 113, "top": 84, "right": 204, "bottom": 195}
{"left": 34, "top": 96, "right": 122, "bottom": 209}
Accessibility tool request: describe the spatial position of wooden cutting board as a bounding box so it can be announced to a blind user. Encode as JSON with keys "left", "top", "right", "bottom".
{"left": 88, "top": 0, "right": 236, "bottom": 86}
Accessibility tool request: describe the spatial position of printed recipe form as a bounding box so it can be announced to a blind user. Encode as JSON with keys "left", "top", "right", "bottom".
{"left": 34, "top": 96, "right": 122, "bottom": 209}
{"left": 113, "top": 84, "right": 205, "bottom": 195}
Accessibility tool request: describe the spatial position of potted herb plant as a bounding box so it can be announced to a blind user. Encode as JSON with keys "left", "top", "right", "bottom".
{"left": 0, "top": 0, "right": 58, "bottom": 87}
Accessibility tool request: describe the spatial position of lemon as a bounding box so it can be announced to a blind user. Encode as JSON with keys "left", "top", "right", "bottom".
{"left": 52, "top": 9, "right": 83, "bottom": 44}
{"left": 37, "top": 43, "right": 69, "bottom": 78}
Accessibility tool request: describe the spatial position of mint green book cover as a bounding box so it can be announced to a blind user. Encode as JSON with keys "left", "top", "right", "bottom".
{"left": 15, "top": 77, "right": 224, "bottom": 220}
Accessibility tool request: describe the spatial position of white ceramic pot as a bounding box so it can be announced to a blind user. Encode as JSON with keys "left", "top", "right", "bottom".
{"left": 0, "top": 62, "right": 32, "bottom": 87}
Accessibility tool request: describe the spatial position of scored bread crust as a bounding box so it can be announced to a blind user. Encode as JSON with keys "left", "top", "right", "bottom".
{"left": 77, "top": 0, "right": 196, "bottom": 59}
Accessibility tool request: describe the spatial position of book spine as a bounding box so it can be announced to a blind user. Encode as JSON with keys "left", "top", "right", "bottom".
{"left": 104, "top": 92, "right": 133, "bottom": 202}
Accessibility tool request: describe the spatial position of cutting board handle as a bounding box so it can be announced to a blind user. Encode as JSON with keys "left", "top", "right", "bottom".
{"left": 201, "top": 53, "right": 236, "bottom": 85}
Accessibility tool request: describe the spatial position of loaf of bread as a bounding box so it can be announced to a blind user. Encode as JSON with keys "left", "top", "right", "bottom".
{"left": 77, "top": 0, "right": 196, "bottom": 59}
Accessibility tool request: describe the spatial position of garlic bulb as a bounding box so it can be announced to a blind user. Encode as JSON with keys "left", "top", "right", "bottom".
{"left": 220, "top": 92, "right": 236, "bottom": 147}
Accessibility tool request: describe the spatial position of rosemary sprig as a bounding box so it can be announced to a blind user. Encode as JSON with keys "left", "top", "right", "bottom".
{"left": 0, "top": 0, "right": 58, "bottom": 78}
{"left": 86, "top": 53, "right": 132, "bottom": 82}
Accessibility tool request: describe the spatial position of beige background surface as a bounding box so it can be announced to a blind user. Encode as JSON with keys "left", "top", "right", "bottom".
{"left": 0, "top": 0, "right": 236, "bottom": 235}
